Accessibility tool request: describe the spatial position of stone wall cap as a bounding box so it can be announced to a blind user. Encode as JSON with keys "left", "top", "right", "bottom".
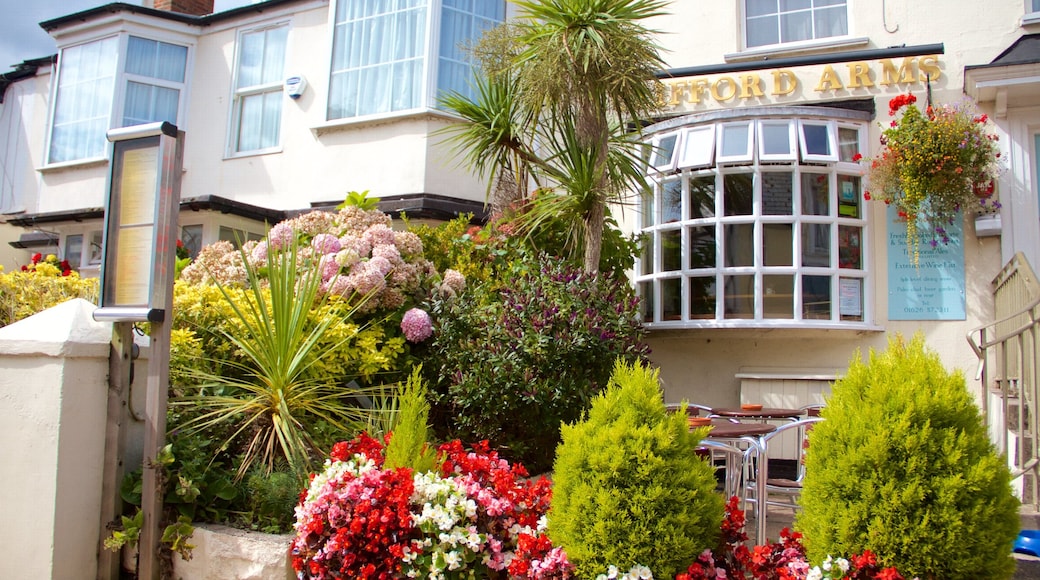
{"left": 0, "top": 298, "right": 111, "bottom": 357}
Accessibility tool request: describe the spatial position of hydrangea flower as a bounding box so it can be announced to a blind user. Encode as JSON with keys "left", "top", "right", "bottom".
{"left": 401, "top": 308, "right": 433, "bottom": 343}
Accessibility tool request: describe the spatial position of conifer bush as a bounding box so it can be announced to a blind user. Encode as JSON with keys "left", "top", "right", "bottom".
{"left": 548, "top": 360, "right": 723, "bottom": 579}
{"left": 797, "top": 334, "right": 1019, "bottom": 579}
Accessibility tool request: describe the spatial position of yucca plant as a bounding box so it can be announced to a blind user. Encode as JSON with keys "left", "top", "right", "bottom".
{"left": 171, "top": 236, "right": 386, "bottom": 480}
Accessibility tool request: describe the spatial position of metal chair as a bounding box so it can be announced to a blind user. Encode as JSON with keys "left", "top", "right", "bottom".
{"left": 697, "top": 439, "right": 754, "bottom": 503}
{"left": 744, "top": 416, "right": 823, "bottom": 514}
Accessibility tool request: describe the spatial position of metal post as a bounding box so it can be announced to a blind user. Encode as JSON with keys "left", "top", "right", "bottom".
{"left": 97, "top": 322, "right": 134, "bottom": 580}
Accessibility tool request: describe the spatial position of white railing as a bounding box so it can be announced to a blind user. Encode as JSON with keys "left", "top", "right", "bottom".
{"left": 967, "top": 252, "right": 1040, "bottom": 509}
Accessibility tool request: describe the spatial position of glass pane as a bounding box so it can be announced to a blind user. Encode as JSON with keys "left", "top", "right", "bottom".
{"left": 838, "top": 127, "right": 859, "bottom": 162}
{"left": 65, "top": 235, "right": 83, "bottom": 267}
{"left": 126, "top": 37, "right": 187, "bottom": 82}
{"left": 724, "top": 224, "right": 754, "bottom": 267}
{"left": 801, "top": 223, "right": 830, "bottom": 267}
{"left": 837, "top": 175, "right": 861, "bottom": 218}
{"left": 662, "top": 180, "right": 681, "bottom": 223}
{"left": 721, "top": 124, "right": 750, "bottom": 157}
{"left": 238, "top": 31, "right": 265, "bottom": 88}
{"left": 49, "top": 37, "right": 118, "bottom": 163}
{"left": 802, "top": 123, "right": 831, "bottom": 156}
{"left": 689, "top": 175, "right": 716, "bottom": 219}
{"left": 689, "top": 276, "right": 716, "bottom": 319}
{"left": 839, "top": 277, "right": 863, "bottom": 321}
{"left": 89, "top": 231, "right": 104, "bottom": 265}
{"left": 761, "top": 123, "right": 791, "bottom": 156}
{"left": 724, "top": 275, "right": 754, "bottom": 319}
{"left": 763, "top": 275, "right": 793, "bottom": 319}
{"left": 747, "top": 0, "right": 778, "bottom": 17}
{"left": 802, "top": 275, "right": 831, "bottom": 319}
{"left": 780, "top": 11, "right": 812, "bottom": 43}
{"left": 689, "top": 226, "right": 716, "bottom": 269}
{"left": 181, "top": 224, "right": 203, "bottom": 258}
{"left": 780, "top": 0, "right": 810, "bottom": 9}
{"left": 662, "top": 278, "right": 682, "bottom": 320}
{"left": 746, "top": 16, "right": 778, "bottom": 47}
{"left": 639, "top": 281, "right": 654, "bottom": 321}
{"left": 1035, "top": 0, "right": 1040, "bottom": 11}
{"left": 122, "top": 82, "right": 179, "bottom": 126}
{"left": 640, "top": 235, "right": 654, "bottom": 275}
{"left": 679, "top": 126, "right": 715, "bottom": 168}
{"left": 763, "top": 224, "right": 793, "bottom": 266}
{"left": 838, "top": 225, "right": 862, "bottom": 269}
{"left": 762, "top": 172, "right": 793, "bottom": 215}
{"left": 652, "top": 134, "right": 678, "bottom": 168}
{"left": 723, "top": 173, "right": 753, "bottom": 216}
{"left": 801, "top": 173, "right": 830, "bottom": 215}
{"left": 662, "top": 229, "right": 681, "bottom": 272}
{"left": 815, "top": 6, "right": 848, "bottom": 38}
{"left": 641, "top": 190, "right": 655, "bottom": 228}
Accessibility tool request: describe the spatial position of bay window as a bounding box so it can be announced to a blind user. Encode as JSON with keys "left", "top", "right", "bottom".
{"left": 48, "top": 35, "right": 188, "bottom": 165}
{"left": 327, "top": 0, "right": 504, "bottom": 121}
{"left": 638, "top": 109, "right": 869, "bottom": 327}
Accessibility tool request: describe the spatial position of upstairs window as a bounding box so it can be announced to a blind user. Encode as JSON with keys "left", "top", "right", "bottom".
{"left": 328, "top": 0, "right": 505, "bottom": 121}
{"left": 48, "top": 35, "right": 188, "bottom": 165}
{"left": 231, "top": 24, "right": 289, "bottom": 153}
{"left": 745, "top": 0, "right": 848, "bottom": 49}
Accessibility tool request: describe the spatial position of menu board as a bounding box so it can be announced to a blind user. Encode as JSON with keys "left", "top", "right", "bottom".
{"left": 887, "top": 205, "right": 966, "bottom": 320}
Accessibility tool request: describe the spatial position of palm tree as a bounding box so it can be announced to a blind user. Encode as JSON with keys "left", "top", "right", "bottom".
{"left": 442, "top": 0, "right": 667, "bottom": 273}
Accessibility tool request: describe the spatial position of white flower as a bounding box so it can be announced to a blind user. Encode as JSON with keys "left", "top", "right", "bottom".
{"left": 836, "top": 557, "right": 850, "bottom": 573}
{"left": 806, "top": 568, "right": 823, "bottom": 580}
{"left": 821, "top": 556, "right": 833, "bottom": 571}
{"left": 607, "top": 565, "right": 620, "bottom": 578}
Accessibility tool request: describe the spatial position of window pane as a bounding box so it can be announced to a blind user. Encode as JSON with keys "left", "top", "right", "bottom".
{"left": 181, "top": 224, "right": 203, "bottom": 258}
{"left": 802, "top": 123, "right": 831, "bottom": 156}
{"left": 724, "top": 224, "right": 754, "bottom": 267}
{"left": 652, "top": 134, "right": 678, "bottom": 169}
{"left": 815, "top": 6, "right": 848, "bottom": 38}
{"left": 838, "top": 225, "right": 862, "bottom": 269}
{"left": 802, "top": 223, "right": 830, "bottom": 266}
{"left": 89, "top": 231, "right": 104, "bottom": 265}
{"left": 662, "top": 179, "right": 681, "bottom": 222}
{"left": 679, "top": 126, "right": 715, "bottom": 169}
{"left": 65, "top": 235, "right": 84, "bottom": 268}
{"left": 763, "top": 275, "right": 793, "bottom": 318}
{"left": 126, "top": 37, "right": 187, "bottom": 83}
{"left": 747, "top": 0, "right": 778, "bottom": 17}
{"left": 721, "top": 123, "right": 751, "bottom": 158}
{"left": 780, "top": 0, "right": 810, "bottom": 9}
{"left": 762, "top": 172, "right": 792, "bottom": 215}
{"left": 49, "top": 37, "right": 118, "bottom": 163}
{"left": 662, "top": 277, "right": 682, "bottom": 320}
{"left": 642, "top": 189, "right": 655, "bottom": 228}
{"left": 1034, "top": 0, "right": 1040, "bottom": 12}
{"left": 724, "top": 275, "right": 755, "bottom": 319}
{"left": 639, "top": 281, "right": 654, "bottom": 321}
{"left": 723, "top": 173, "right": 753, "bottom": 216}
{"left": 801, "top": 173, "right": 829, "bottom": 215}
{"left": 838, "top": 127, "right": 859, "bottom": 162}
{"left": 761, "top": 123, "right": 792, "bottom": 156}
{"left": 763, "top": 223, "right": 793, "bottom": 267}
{"left": 689, "top": 175, "right": 716, "bottom": 219}
{"left": 690, "top": 276, "right": 716, "bottom": 319}
{"left": 802, "top": 275, "right": 831, "bottom": 319}
{"left": 839, "top": 277, "right": 863, "bottom": 320}
{"left": 438, "top": 1, "right": 504, "bottom": 101}
{"left": 689, "top": 225, "right": 716, "bottom": 269}
{"left": 662, "top": 229, "right": 681, "bottom": 272}
{"left": 837, "top": 175, "right": 861, "bottom": 218}
{"left": 746, "top": 16, "right": 779, "bottom": 47}
{"left": 640, "top": 235, "right": 654, "bottom": 275}
{"left": 123, "top": 82, "right": 179, "bottom": 126}
{"left": 779, "top": 11, "right": 812, "bottom": 43}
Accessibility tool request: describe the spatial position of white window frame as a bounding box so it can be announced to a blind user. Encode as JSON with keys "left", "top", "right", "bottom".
{"left": 717, "top": 121, "right": 755, "bottom": 164}
{"left": 743, "top": 0, "right": 849, "bottom": 51}
{"left": 677, "top": 125, "right": 716, "bottom": 170}
{"left": 649, "top": 131, "right": 680, "bottom": 173}
{"left": 798, "top": 119, "right": 839, "bottom": 163}
{"left": 46, "top": 32, "right": 191, "bottom": 167}
{"left": 758, "top": 119, "right": 797, "bottom": 161}
{"left": 228, "top": 22, "right": 290, "bottom": 156}
{"left": 1024, "top": 0, "right": 1040, "bottom": 25}
{"left": 637, "top": 114, "right": 870, "bottom": 329}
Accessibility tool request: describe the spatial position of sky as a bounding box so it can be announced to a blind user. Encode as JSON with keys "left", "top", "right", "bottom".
{"left": 0, "top": 0, "right": 258, "bottom": 72}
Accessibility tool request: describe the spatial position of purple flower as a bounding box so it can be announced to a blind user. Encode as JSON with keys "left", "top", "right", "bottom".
{"left": 401, "top": 308, "right": 433, "bottom": 343}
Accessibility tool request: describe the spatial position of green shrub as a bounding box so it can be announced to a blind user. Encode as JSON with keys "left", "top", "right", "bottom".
{"left": 383, "top": 366, "right": 439, "bottom": 473}
{"left": 548, "top": 360, "right": 723, "bottom": 579}
{"left": 423, "top": 252, "right": 649, "bottom": 473}
{"left": 797, "top": 334, "right": 1020, "bottom": 579}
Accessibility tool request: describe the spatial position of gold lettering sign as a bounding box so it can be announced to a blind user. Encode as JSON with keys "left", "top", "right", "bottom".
{"left": 660, "top": 55, "right": 943, "bottom": 112}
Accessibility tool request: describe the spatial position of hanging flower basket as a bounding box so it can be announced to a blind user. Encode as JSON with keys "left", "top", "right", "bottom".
{"left": 863, "top": 94, "right": 1002, "bottom": 265}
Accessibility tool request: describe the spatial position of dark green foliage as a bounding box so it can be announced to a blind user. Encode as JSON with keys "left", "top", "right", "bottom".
{"left": 548, "top": 360, "right": 723, "bottom": 579}
{"left": 423, "top": 251, "right": 649, "bottom": 474}
{"left": 797, "top": 334, "right": 1020, "bottom": 579}
{"left": 244, "top": 469, "right": 301, "bottom": 533}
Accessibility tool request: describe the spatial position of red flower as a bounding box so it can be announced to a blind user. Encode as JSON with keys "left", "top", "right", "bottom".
{"left": 852, "top": 152, "right": 863, "bottom": 162}
{"left": 864, "top": 192, "right": 871, "bottom": 200}
{"left": 31, "top": 253, "right": 41, "bottom": 263}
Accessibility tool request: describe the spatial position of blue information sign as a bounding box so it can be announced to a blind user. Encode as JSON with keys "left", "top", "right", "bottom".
{"left": 887, "top": 205, "right": 966, "bottom": 320}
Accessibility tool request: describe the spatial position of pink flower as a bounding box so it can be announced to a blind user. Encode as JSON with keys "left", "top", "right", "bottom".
{"left": 401, "top": 308, "right": 433, "bottom": 343}
{"left": 311, "top": 233, "right": 342, "bottom": 255}
{"left": 267, "top": 222, "right": 295, "bottom": 250}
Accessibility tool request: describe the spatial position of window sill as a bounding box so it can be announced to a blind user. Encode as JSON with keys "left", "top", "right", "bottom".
{"left": 225, "top": 146, "right": 283, "bottom": 160}
{"left": 643, "top": 322, "right": 884, "bottom": 339}
{"left": 724, "top": 36, "right": 870, "bottom": 63}
{"left": 310, "top": 108, "right": 457, "bottom": 137}
{"left": 1023, "top": 11, "right": 1040, "bottom": 26}
{"left": 38, "top": 157, "right": 109, "bottom": 173}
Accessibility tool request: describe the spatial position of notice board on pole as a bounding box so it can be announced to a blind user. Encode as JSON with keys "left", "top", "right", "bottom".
{"left": 886, "top": 205, "right": 966, "bottom": 321}
{"left": 93, "top": 121, "right": 183, "bottom": 323}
